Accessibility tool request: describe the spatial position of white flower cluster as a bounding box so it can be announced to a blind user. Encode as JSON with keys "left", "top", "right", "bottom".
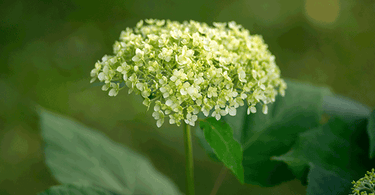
{"left": 90, "top": 19, "right": 287, "bottom": 127}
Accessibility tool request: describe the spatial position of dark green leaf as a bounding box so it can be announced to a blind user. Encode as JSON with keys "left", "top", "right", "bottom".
{"left": 197, "top": 79, "right": 333, "bottom": 186}
{"left": 38, "top": 184, "right": 121, "bottom": 195}
{"left": 239, "top": 80, "right": 334, "bottom": 186}
{"left": 40, "top": 108, "right": 182, "bottom": 195}
{"left": 274, "top": 118, "right": 374, "bottom": 195}
{"left": 199, "top": 117, "right": 244, "bottom": 184}
{"left": 368, "top": 110, "right": 375, "bottom": 158}
{"left": 271, "top": 151, "right": 310, "bottom": 185}
{"left": 306, "top": 163, "right": 352, "bottom": 195}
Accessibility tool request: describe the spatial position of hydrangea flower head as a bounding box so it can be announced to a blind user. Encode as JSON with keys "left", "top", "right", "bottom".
{"left": 350, "top": 168, "right": 375, "bottom": 195}
{"left": 90, "top": 19, "right": 287, "bottom": 127}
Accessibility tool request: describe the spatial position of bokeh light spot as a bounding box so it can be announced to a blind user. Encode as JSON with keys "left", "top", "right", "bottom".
{"left": 305, "top": 0, "right": 340, "bottom": 25}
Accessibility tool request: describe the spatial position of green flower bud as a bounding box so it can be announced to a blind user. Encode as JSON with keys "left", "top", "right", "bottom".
{"left": 350, "top": 168, "right": 375, "bottom": 195}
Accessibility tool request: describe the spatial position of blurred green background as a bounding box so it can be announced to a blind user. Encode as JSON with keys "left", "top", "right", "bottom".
{"left": 1, "top": 0, "right": 374, "bottom": 194}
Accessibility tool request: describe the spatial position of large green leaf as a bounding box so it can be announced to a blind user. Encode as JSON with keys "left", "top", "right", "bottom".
{"left": 274, "top": 118, "right": 374, "bottom": 195}
{"left": 368, "top": 110, "right": 375, "bottom": 159}
{"left": 38, "top": 184, "right": 120, "bottom": 195}
{"left": 199, "top": 117, "right": 244, "bottom": 184}
{"left": 196, "top": 79, "right": 333, "bottom": 186}
{"left": 40, "top": 108, "right": 182, "bottom": 195}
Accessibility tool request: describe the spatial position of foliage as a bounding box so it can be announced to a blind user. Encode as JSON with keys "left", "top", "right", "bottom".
{"left": 197, "top": 79, "right": 375, "bottom": 195}
{"left": 199, "top": 117, "right": 244, "bottom": 183}
{"left": 1, "top": 0, "right": 375, "bottom": 194}
{"left": 368, "top": 111, "right": 375, "bottom": 159}
{"left": 38, "top": 108, "right": 182, "bottom": 195}
{"left": 197, "top": 79, "right": 332, "bottom": 186}
{"left": 38, "top": 184, "right": 121, "bottom": 195}
{"left": 2, "top": 78, "right": 371, "bottom": 195}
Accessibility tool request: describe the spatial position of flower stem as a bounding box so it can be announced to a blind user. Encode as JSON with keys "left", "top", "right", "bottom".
{"left": 209, "top": 165, "right": 227, "bottom": 195}
{"left": 183, "top": 122, "right": 195, "bottom": 195}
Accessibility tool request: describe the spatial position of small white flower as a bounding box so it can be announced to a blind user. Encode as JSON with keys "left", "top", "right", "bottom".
{"left": 211, "top": 106, "right": 223, "bottom": 120}
{"left": 90, "top": 77, "right": 96, "bottom": 83}
{"left": 180, "top": 88, "right": 187, "bottom": 95}
{"left": 98, "top": 72, "right": 105, "bottom": 81}
{"left": 156, "top": 20, "right": 165, "bottom": 26}
{"left": 152, "top": 110, "right": 164, "bottom": 120}
{"left": 156, "top": 119, "right": 164, "bottom": 128}
{"left": 108, "top": 83, "right": 120, "bottom": 96}
{"left": 136, "top": 83, "right": 144, "bottom": 91}
{"left": 247, "top": 106, "right": 257, "bottom": 114}
{"left": 166, "top": 99, "right": 173, "bottom": 106}
{"left": 132, "top": 48, "right": 144, "bottom": 62}
{"left": 147, "top": 34, "right": 159, "bottom": 41}
{"left": 90, "top": 68, "right": 99, "bottom": 77}
{"left": 143, "top": 98, "right": 151, "bottom": 108}
{"left": 171, "top": 29, "right": 182, "bottom": 39}
{"left": 212, "top": 111, "right": 221, "bottom": 120}
{"left": 238, "top": 69, "right": 247, "bottom": 83}
{"left": 185, "top": 113, "right": 198, "bottom": 126}
{"left": 220, "top": 107, "right": 228, "bottom": 116}
{"left": 101, "top": 83, "right": 110, "bottom": 91}
{"left": 207, "top": 87, "right": 217, "bottom": 98}
{"left": 101, "top": 55, "right": 109, "bottom": 62}
{"left": 228, "top": 106, "right": 236, "bottom": 116}
{"left": 202, "top": 105, "right": 211, "bottom": 117}
{"left": 108, "top": 89, "right": 117, "bottom": 96}
{"left": 136, "top": 20, "right": 143, "bottom": 28}
{"left": 158, "top": 48, "right": 173, "bottom": 62}
{"left": 262, "top": 104, "right": 268, "bottom": 114}
{"left": 252, "top": 70, "right": 258, "bottom": 79}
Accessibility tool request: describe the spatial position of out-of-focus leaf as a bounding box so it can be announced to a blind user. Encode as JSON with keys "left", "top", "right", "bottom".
{"left": 40, "top": 108, "right": 182, "bottom": 195}
{"left": 306, "top": 163, "right": 352, "bottom": 195}
{"left": 271, "top": 152, "right": 309, "bottom": 185}
{"left": 197, "top": 79, "right": 333, "bottom": 186}
{"left": 322, "top": 94, "right": 371, "bottom": 123}
{"left": 274, "top": 118, "right": 374, "bottom": 195}
{"left": 199, "top": 117, "right": 244, "bottom": 184}
{"left": 38, "top": 184, "right": 120, "bottom": 195}
{"left": 368, "top": 110, "right": 375, "bottom": 159}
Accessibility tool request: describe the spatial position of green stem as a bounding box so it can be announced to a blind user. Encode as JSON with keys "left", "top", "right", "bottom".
{"left": 209, "top": 165, "right": 227, "bottom": 195}
{"left": 183, "top": 122, "right": 195, "bottom": 195}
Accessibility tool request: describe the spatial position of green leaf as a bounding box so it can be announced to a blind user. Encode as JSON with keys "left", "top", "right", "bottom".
{"left": 39, "top": 108, "right": 182, "bottom": 195}
{"left": 306, "top": 163, "right": 352, "bottom": 195}
{"left": 195, "top": 122, "right": 221, "bottom": 162}
{"left": 197, "top": 79, "right": 334, "bottom": 186}
{"left": 274, "top": 118, "right": 374, "bottom": 195}
{"left": 199, "top": 117, "right": 244, "bottom": 184}
{"left": 322, "top": 94, "right": 371, "bottom": 123}
{"left": 271, "top": 151, "right": 310, "bottom": 185}
{"left": 38, "top": 184, "right": 120, "bottom": 195}
{"left": 368, "top": 110, "right": 375, "bottom": 159}
{"left": 239, "top": 80, "right": 334, "bottom": 186}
